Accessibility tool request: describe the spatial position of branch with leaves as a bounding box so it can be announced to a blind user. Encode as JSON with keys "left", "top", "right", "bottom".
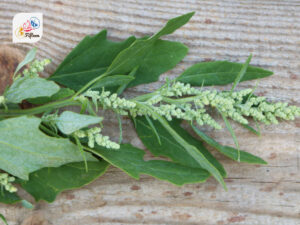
{"left": 0, "top": 12, "right": 299, "bottom": 208}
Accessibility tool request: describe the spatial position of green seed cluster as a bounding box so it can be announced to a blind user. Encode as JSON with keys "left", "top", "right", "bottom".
{"left": 160, "top": 82, "right": 300, "bottom": 126}
{"left": 83, "top": 90, "right": 136, "bottom": 115}
{"left": 80, "top": 82, "right": 299, "bottom": 130}
{"left": 22, "top": 59, "right": 51, "bottom": 78}
{"left": 0, "top": 96, "right": 5, "bottom": 105}
{"left": 74, "top": 127, "right": 120, "bottom": 149}
{"left": 0, "top": 173, "right": 17, "bottom": 193}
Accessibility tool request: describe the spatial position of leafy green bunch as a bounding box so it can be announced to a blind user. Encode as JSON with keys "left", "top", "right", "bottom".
{"left": 0, "top": 12, "right": 299, "bottom": 208}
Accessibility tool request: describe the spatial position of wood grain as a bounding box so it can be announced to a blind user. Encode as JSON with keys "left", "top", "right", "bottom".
{"left": 0, "top": 0, "right": 299, "bottom": 224}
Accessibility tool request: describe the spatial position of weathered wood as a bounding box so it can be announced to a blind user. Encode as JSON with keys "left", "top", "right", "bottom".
{"left": 0, "top": 0, "right": 299, "bottom": 224}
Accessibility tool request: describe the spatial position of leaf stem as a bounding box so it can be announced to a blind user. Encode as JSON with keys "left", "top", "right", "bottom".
{"left": 72, "top": 72, "right": 109, "bottom": 98}
{"left": 0, "top": 99, "right": 80, "bottom": 117}
{"left": 39, "top": 123, "right": 60, "bottom": 138}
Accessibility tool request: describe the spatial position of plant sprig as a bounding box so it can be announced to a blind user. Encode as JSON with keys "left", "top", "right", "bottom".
{"left": 0, "top": 12, "right": 299, "bottom": 210}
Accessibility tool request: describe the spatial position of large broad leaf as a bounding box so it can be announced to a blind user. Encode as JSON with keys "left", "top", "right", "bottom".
{"left": 88, "top": 144, "right": 209, "bottom": 186}
{"left": 0, "top": 116, "right": 96, "bottom": 180}
{"left": 56, "top": 111, "right": 102, "bottom": 135}
{"left": 136, "top": 106, "right": 226, "bottom": 189}
{"left": 49, "top": 13, "right": 193, "bottom": 91}
{"left": 49, "top": 30, "right": 136, "bottom": 90}
{"left": 127, "top": 40, "right": 188, "bottom": 87}
{"left": 0, "top": 190, "right": 21, "bottom": 204}
{"left": 27, "top": 88, "right": 75, "bottom": 105}
{"left": 5, "top": 77, "right": 60, "bottom": 103}
{"left": 19, "top": 161, "right": 109, "bottom": 202}
{"left": 191, "top": 124, "right": 267, "bottom": 164}
{"left": 106, "top": 12, "right": 193, "bottom": 76}
{"left": 177, "top": 61, "right": 273, "bottom": 86}
{"left": 135, "top": 117, "right": 226, "bottom": 177}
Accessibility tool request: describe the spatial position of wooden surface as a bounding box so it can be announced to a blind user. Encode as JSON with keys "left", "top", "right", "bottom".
{"left": 0, "top": 0, "right": 300, "bottom": 224}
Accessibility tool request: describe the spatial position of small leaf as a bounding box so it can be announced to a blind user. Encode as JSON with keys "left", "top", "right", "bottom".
{"left": 56, "top": 111, "right": 102, "bottom": 135}
{"left": 5, "top": 77, "right": 60, "bottom": 104}
{"left": 231, "top": 54, "right": 252, "bottom": 93}
{"left": 87, "top": 144, "right": 209, "bottom": 186}
{"left": 90, "top": 75, "right": 134, "bottom": 90}
{"left": 0, "top": 213, "right": 8, "bottom": 225}
{"left": 135, "top": 116, "right": 226, "bottom": 177}
{"left": 27, "top": 88, "right": 75, "bottom": 105}
{"left": 116, "top": 114, "right": 123, "bottom": 144}
{"left": 19, "top": 161, "right": 109, "bottom": 202}
{"left": 14, "top": 47, "right": 36, "bottom": 76}
{"left": 242, "top": 124, "right": 261, "bottom": 136}
{"left": 153, "top": 12, "right": 195, "bottom": 38}
{"left": 0, "top": 116, "right": 96, "bottom": 180}
{"left": 219, "top": 111, "right": 240, "bottom": 161}
{"left": 145, "top": 115, "right": 161, "bottom": 145}
{"left": 21, "top": 200, "right": 34, "bottom": 209}
{"left": 177, "top": 61, "right": 273, "bottom": 86}
{"left": 107, "top": 12, "right": 193, "bottom": 77}
{"left": 191, "top": 124, "right": 266, "bottom": 164}
{"left": 117, "top": 66, "right": 139, "bottom": 95}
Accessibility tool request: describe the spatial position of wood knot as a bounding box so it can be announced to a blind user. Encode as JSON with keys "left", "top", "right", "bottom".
{"left": 21, "top": 212, "right": 51, "bottom": 225}
{"left": 0, "top": 45, "right": 24, "bottom": 94}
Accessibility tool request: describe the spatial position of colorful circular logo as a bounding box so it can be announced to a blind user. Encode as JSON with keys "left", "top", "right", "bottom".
{"left": 30, "top": 17, "right": 40, "bottom": 29}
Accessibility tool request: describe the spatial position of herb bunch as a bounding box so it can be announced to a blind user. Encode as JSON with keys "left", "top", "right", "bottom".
{"left": 0, "top": 12, "right": 299, "bottom": 207}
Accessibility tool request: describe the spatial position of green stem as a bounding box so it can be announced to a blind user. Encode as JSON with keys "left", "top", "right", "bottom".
{"left": 131, "top": 82, "right": 168, "bottom": 102}
{"left": 131, "top": 92, "right": 158, "bottom": 101}
{"left": 39, "top": 124, "right": 60, "bottom": 138}
{"left": 0, "top": 99, "right": 80, "bottom": 117}
{"left": 72, "top": 72, "right": 109, "bottom": 98}
{"left": 162, "top": 96, "right": 196, "bottom": 104}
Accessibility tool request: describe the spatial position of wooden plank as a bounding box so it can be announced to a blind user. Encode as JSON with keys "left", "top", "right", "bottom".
{"left": 0, "top": 0, "right": 299, "bottom": 224}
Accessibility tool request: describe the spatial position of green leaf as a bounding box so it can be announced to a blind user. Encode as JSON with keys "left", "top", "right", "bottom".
{"left": 242, "top": 124, "right": 261, "bottom": 136}
{"left": 56, "top": 111, "right": 102, "bottom": 135}
{"left": 127, "top": 40, "right": 188, "bottom": 87}
{"left": 0, "top": 116, "right": 96, "bottom": 180}
{"left": 141, "top": 106, "right": 226, "bottom": 189}
{"left": 19, "top": 161, "right": 109, "bottom": 202}
{"left": 27, "top": 88, "right": 75, "bottom": 105}
{"left": 135, "top": 116, "right": 226, "bottom": 177}
{"left": 49, "top": 30, "right": 136, "bottom": 90}
{"left": 117, "top": 66, "right": 139, "bottom": 95}
{"left": 219, "top": 111, "right": 240, "bottom": 161}
{"left": 0, "top": 213, "right": 8, "bottom": 225}
{"left": 5, "top": 77, "right": 60, "bottom": 104}
{"left": 14, "top": 47, "right": 36, "bottom": 76}
{"left": 177, "top": 61, "right": 273, "bottom": 86}
{"left": 50, "top": 68, "right": 107, "bottom": 91}
{"left": 87, "top": 144, "right": 209, "bottom": 186}
{"left": 153, "top": 12, "right": 195, "bottom": 38}
{"left": 191, "top": 124, "right": 267, "bottom": 164}
{"left": 50, "top": 13, "right": 192, "bottom": 91}
{"left": 0, "top": 190, "right": 21, "bottom": 204}
{"left": 107, "top": 12, "right": 193, "bottom": 77}
{"left": 21, "top": 200, "right": 34, "bottom": 209}
{"left": 90, "top": 75, "right": 134, "bottom": 90}
{"left": 231, "top": 54, "right": 252, "bottom": 93}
